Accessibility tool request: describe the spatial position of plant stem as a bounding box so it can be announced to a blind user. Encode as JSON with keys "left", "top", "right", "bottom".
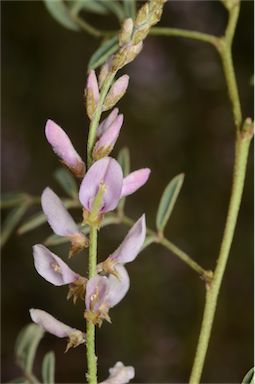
{"left": 87, "top": 73, "right": 115, "bottom": 167}
{"left": 189, "top": 2, "right": 253, "bottom": 382}
{"left": 86, "top": 226, "right": 98, "bottom": 384}
{"left": 189, "top": 131, "right": 252, "bottom": 384}
{"left": 121, "top": 215, "right": 211, "bottom": 280}
{"left": 150, "top": 27, "right": 220, "bottom": 47}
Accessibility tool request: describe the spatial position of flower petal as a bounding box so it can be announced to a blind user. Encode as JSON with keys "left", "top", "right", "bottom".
{"left": 100, "top": 361, "right": 135, "bottom": 384}
{"left": 85, "top": 275, "right": 109, "bottom": 312}
{"left": 41, "top": 187, "right": 79, "bottom": 237}
{"left": 30, "top": 309, "right": 75, "bottom": 338}
{"left": 79, "top": 157, "right": 123, "bottom": 213}
{"left": 107, "top": 264, "right": 130, "bottom": 307}
{"left": 110, "top": 215, "right": 146, "bottom": 264}
{"left": 97, "top": 108, "right": 119, "bottom": 138}
{"left": 33, "top": 244, "right": 80, "bottom": 286}
{"left": 45, "top": 120, "right": 85, "bottom": 178}
{"left": 87, "top": 70, "right": 100, "bottom": 103}
{"left": 93, "top": 114, "right": 123, "bottom": 159}
{"left": 121, "top": 168, "right": 151, "bottom": 197}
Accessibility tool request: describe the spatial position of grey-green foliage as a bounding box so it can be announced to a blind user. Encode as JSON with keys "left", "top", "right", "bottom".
{"left": 17, "top": 212, "right": 47, "bottom": 235}
{"left": 0, "top": 193, "right": 28, "bottom": 209}
{"left": 88, "top": 36, "right": 119, "bottom": 70}
{"left": 44, "top": 0, "right": 79, "bottom": 31}
{"left": 54, "top": 167, "right": 78, "bottom": 199}
{"left": 1, "top": 203, "right": 29, "bottom": 248}
{"left": 156, "top": 173, "right": 184, "bottom": 233}
{"left": 15, "top": 324, "right": 44, "bottom": 374}
{"left": 42, "top": 351, "right": 55, "bottom": 384}
{"left": 242, "top": 368, "right": 254, "bottom": 384}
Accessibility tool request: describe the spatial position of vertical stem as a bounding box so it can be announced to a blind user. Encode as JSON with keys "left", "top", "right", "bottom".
{"left": 189, "top": 133, "right": 252, "bottom": 383}
{"left": 86, "top": 226, "right": 98, "bottom": 384}
{"left": 87, "top": 73, "right": 115, "bottom": 167}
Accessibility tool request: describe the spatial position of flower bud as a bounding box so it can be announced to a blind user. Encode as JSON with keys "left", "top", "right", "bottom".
{"left": 93, "top": 114, "right": 123, "bottom": 160}
{"left": 99, "top": 60, "right": 111, "bottom": 89}
{"left": 132, "top": 25, "right": 150, "bottom": 45}
{"left": 97, "top": 108, "right": 119, "bottom": 138}
{"left": 86, "top": 70, "right": 100, "bottom": 120}
{"left": 45, "top": 120, "right": 85, "bottom": 178}
{"left": 135, "top": 3, "right": 150, "bottom": 26}
{"left": 111, "top": 43, "right": 143, "bottom": 71}
{"left": 103, "top": 75, "right": 129, "bottom": 111}
{"left": 119, "top": 18, "right": 134, "bottom": 46}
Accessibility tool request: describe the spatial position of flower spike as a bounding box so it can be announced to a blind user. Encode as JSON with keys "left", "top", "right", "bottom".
{"left": 41, "top": 187, "right": 88, "bottom": 257}
{"left": 45, "top": 120, "right": 85, "bottom": 178}
{"left": 29, "top": 309, "right": 85, "bottom": 352}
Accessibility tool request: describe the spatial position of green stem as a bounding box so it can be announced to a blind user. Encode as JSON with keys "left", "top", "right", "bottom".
{"left": 189, "top": 3, "right": 253, "bottom": 382}
{"left": 121, "top": 215, "right": 211, "bottom": 279}
{"left": 189, "top": 131, "right": 252, "bottom": 384}
{"left": 150, "top": 27, "right": 220, "bottom": 47}
{"left": 87, "top": 73, "right": 115, "bottom": 166}
{"left": 86, "top": 226, "right": 98, "bottom": 384}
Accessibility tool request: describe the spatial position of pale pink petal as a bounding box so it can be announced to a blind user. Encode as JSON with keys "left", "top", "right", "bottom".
{"left": 106, "top": 75, "right": 129, "bottom": 101}
{"left": 45, "top": 120, "right": 85, "bottom": 177}
{"left": 41, "top": 187, "right": 79, "bottom": 237}
{"left": 97, "top": 108, "right": 119, "bottom": 138}
{"left": 110, "top": 215, "right": 146, "bottom": 264}
{"left": 100, "top": 361, "right": 135, "bottom": 384}
{"left": 79, "top": 157, "right": 123, "bottom": 213}
{"left": 85, "top": 275, "right": 109, "bottom": 312}
{"left": 87, "top": 70, "right": 99, "bottom": 103}
{"left": 93, "top": 114, "right": 123, "bottom": 159}
{"left": 107, "top": 265, "right": 130, "bottom": 307}
{"left": 33, "top": 244, "right": 80, "bottom": 286}
{"left": 30, "top": 309, "right": 76, "bottom": 338}
{"left": 121, "top": 168, "right": 151, "bottom": 197}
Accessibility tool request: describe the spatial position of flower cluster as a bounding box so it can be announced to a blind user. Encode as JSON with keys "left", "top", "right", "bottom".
{"left": 30, "top": 66, "right": 150, "bottom": 354}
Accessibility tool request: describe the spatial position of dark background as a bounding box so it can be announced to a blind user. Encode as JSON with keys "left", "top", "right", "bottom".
{"left": 1, "top": 1, "right": 254, "bottom": 383}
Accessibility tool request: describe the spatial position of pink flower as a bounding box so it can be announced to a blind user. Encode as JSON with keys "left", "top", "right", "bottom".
{"left": 45, "top": 120, "right": 85, "bottom": 178}
{"left": 96, "top": 108, "right": 119, "bottom": 138}
{"left": 79, "top": 158, "right": 151, "bottom": 217}
{"left": 29, "top": 309, "right": 85, "bottom": 351}
{"left": 103, "top": 75, "right": 129, "bottom": 111}
{"left": 86, "top": 70, "right": 100, "bottom": 119}
{"left": 93, "top": 113, "right": 124, "bottom": 160}
{"left": 98, "top": 215, "right": 146, "bottom": 276}
{"left": 33, "top": 244, "right": 80, "bottom": 286}
{"left": 41, "top": 187, "right": 88, "bottom": 257}
{"left": 85, "top": 265, "right": 130, "bottom": 325}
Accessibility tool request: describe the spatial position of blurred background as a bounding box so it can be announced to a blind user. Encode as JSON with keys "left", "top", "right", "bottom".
{"left": 1, "top": 1, "right": 254, "bottom": 383}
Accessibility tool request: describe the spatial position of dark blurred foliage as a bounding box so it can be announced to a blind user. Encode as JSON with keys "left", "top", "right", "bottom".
{"left": 1, "top": 1, "right": 254, "bottom": 383}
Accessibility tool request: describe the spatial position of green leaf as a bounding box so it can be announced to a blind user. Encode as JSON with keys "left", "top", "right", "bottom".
{"left": 69, "top": 0, "right": 110, "bottom": 15}
{"left": 15, "top": 323, "right": 44, "bottom": 374}
{"left": 142, "top": 235, "right": 156, "bottom": 250}
{"left": 43, "top": 0, "right": 79, "bottom": 31}
{"left": 1, "top": 203, "right": 29, "bottom": 248}
{"left": 0, "top": 193, "right": 28, "bottom": 209}
{"left": 8, "top": 378, "right": 29, "bottom": 384}
{"left": 156, "top": 173, "right": 184, "bottom": 232}
{"left": 88, "top": 36, "right": 119, "bottom": 70}
{"left": 54, "top": 168, "right": 78, "bottom": 199}
{"left": 17, "top": 211, "right": 47, "bottom": 235}
{"left": 123, "top": 0, "right": 136, "bottom": 19}
{"left": 117, "top": 147, "right": 130, "bottom": 213}
{"left": 42, "top": 351, "right": 55, "bottom": 384}
{"left": 242, "top": 368, "right": 254, "bottom": 384}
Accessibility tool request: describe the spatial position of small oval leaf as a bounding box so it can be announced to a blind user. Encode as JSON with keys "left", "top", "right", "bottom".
{"left": 69, "top": 0, "right": 110, "bottom": 15}
{"left": 1, "top": 203, "right": 29, "bottom": 248}
{"left": 42, "top": 351, "right": 55, "bottom": 384}
{"left": 242, "top": 368, "right": 254, "bottom": 384}
{"left": 156, "top": 173, "right": 184, "bottom": 233}
{"left": 88, "top": 36, "right": 119, "bottom": 70}
{"left": 15, "top": 323, "right": 44, "bottom": 374}
{"left": 54, "top": 168, "right": 78, "bottom": 199}
{"left": 17, "top": 212, "right": 47, "bottom": 235}
{"left": 123, "top": 0, "right": 136, "bottom": 19}
{"left": 43, "top": 0, "right": 79, "bottom": 31}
